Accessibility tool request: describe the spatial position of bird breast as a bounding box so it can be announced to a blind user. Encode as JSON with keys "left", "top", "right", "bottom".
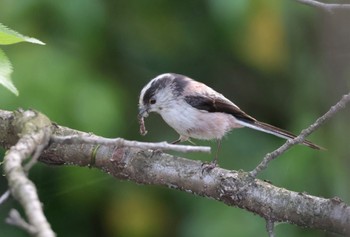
{"left": 158, "top": 100, "right": 242, "bottom": 140}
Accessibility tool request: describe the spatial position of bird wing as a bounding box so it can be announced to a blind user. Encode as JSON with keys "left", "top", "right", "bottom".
{"left": 184, "top": 94, "right": 256, "bottom": 123}
{"left": 184, "top": 94, "right": 323, "bottom": 150}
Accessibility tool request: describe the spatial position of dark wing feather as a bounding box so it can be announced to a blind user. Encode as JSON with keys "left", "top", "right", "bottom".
{"left": 184, "top": 95, "right": 256, "bottom": 123}
{"left": 184, "top": 95, "right": 323, "bottom": 150}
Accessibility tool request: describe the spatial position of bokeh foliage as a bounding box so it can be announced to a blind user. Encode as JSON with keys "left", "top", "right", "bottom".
{"left": 0, "top": 22, "right": 44, "bottom": 96}
{"left": 0, "top": 0, "right": 349, "bottom": 236}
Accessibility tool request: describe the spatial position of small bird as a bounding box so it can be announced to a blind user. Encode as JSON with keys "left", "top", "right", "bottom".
{"left": 138, "top": 73, "right": 322, "bottom": 166}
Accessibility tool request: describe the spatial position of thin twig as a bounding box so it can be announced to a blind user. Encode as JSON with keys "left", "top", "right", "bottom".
{"left": 295, "top": 0, "right": 350, "bottom": 12}
{"left": 6, "top": 209, "right": 37, "bottom": 235}
{"left": 0, "top": 190, "right": 10, "bottom": 205}
{"left": 250, "top": 92, "right": 350, "bottom": 177}
{"left": 3, "top": 110, "right": 56, "bottom": 237}
{"left": 24, "top": 131, "right": 51, "bottom": 173}
{"left": 50, "top": 135, "right": 211, "bottom": 153}
{"left": 266, "top": 219, "right": 275, "bottom": 237}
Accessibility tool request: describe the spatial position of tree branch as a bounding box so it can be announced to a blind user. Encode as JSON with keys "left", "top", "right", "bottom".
{"left": 6, "top": 209, "right": 37, "bottom": 235}
{"left": 2, "top": 109, "right": 56, "bottom": 237}
{"left": 51, "top": 135, "right": 211, "bottom": 153}
{"left": 1, "top": 105, "right": 350, "bottom": 235}
{"left": 295, "top": 0, "right": 350, "bottom": 12}
{"left": 40, "top": 142, "right": 350, "bottom": 235}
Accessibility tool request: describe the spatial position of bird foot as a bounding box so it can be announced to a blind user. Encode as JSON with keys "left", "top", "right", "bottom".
{"left": 201, "top": 160, "right": 218, "bottom": 174}
{"left": 150, "top": 149, "right": 163, "bottom": 158}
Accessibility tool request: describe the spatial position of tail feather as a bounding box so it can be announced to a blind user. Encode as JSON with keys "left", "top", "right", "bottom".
{"left": 237, "top": 120, "right": 323, "bottom": 150}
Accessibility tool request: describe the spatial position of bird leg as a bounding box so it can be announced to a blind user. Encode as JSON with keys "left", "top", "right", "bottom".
{"left": 201, "top": 139, "right": 221, "bottom": 173}
{"left": 213, "top": 139, "right": 222, "bottom": 164}
{"left": 171, "top": 138, "right": 181, "bottom": 144}
{"left": 171, "top": 135, "right": 192, "bottom": 144}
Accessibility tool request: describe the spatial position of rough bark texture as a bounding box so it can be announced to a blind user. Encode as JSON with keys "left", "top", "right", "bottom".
{"left": 41, "top": 141, "right": 350, "bottom": 235}
{"left": 2, "top": 110, "right": 55, "bottom": 237}
{"left": 1, "top": 109, "right": 350, "bottom": 236}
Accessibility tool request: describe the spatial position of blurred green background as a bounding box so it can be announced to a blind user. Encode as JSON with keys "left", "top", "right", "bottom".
{"left": 1, "top": 0, "right": 349, "bottom": 236}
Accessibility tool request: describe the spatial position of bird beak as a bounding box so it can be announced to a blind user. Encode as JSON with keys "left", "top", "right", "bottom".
{"left": 138, "top": 107, "right": 149, "bottom": 118}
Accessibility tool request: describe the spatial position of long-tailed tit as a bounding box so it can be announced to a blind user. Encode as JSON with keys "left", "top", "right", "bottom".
{"left": 138, "top": 73, "right": 322, "bottom": 166}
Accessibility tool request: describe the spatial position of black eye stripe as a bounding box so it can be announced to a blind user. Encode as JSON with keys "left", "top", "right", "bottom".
{"left": 143, "top": 88, "right": 156, "bottom": 105}
{"left": 142, "top": 73, "right": 190, "bottom": 105}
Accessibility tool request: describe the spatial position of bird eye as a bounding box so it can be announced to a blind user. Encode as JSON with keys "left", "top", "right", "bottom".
{"left": 149, "top": 98, "right": 156, "bottom": 104}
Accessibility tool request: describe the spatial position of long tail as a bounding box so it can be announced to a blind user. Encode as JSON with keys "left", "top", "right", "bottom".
{"left": 237, "top": 120, "right": 323, "bottom": 150}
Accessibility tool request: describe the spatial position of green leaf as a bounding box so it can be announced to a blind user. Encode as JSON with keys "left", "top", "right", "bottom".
{"left": 0, "top": 49, "right": 18, "bottom": 95}
{"left": 0, "top": 23, "right": 45, "bottom": 45}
